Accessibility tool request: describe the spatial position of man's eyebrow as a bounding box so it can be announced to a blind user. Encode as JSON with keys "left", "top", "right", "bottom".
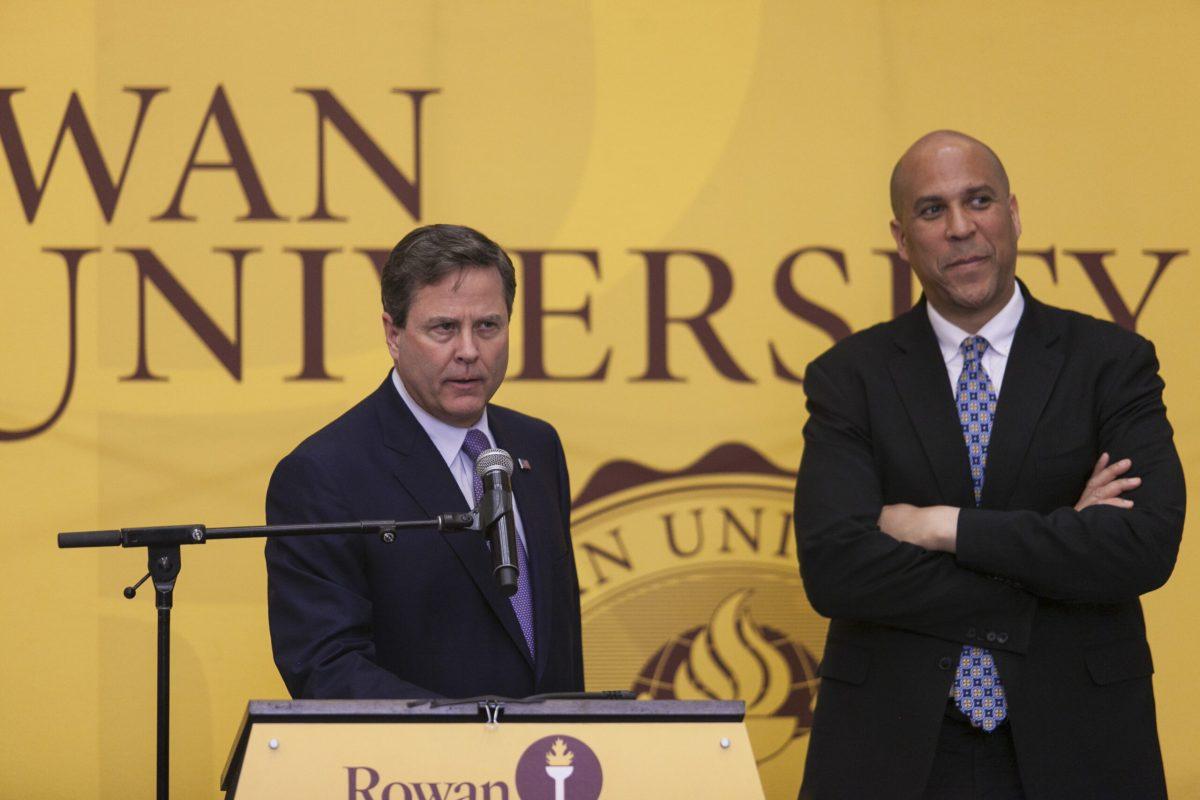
{"left": 912, "top": 193, "right": 944, "bottom": 210}
{"left": 423, "top": 315, "right": 459, "bottom": 326}
{"left": 912, "top": 183, "right": 999, "bottom": 210}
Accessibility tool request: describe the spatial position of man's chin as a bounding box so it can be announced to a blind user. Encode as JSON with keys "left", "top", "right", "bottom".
{"left": 946, "top": 275, "right": 1004, "bottom": 310}
{"left": 440, "top": 399, "right": 487, "bottom": 428}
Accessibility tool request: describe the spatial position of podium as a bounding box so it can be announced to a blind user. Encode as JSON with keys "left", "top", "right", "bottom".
{"left": 221, "top": 698, "right": 765, "bottom": 799}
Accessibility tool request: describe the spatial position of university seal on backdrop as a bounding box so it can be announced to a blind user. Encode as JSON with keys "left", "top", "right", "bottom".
{"left": 572, "top": 445, "right": 827, "bottom": 798}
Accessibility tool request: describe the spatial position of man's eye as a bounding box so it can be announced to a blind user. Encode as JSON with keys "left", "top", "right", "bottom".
{"left": 970, "top": 196, "right": 994, "bottom": 208}
{"left": 919, "top": 204, "right": 943, "bottom": 218}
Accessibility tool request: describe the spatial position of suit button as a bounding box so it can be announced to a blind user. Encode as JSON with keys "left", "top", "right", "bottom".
{"left": 997, "top": 632, "right": 1009, "bottom": 644}
{"left": 966, "top": 627, "right": 977, "bottom": 638}
{"left": 938, "top": 657, "right": 953, "bottom": 670}
{"left": 986, "top": 631, "right": 997, "bottom": 643}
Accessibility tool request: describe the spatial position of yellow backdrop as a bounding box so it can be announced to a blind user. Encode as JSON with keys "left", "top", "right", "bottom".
{"left": 3, "top": 2, "right": 1198, "bottom": 798}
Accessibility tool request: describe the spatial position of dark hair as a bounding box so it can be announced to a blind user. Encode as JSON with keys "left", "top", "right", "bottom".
{"left": 381, "top": 224, "right": 517, "bottom": 326}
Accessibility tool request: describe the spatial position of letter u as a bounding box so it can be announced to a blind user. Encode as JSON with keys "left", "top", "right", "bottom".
{"left": 0, "top": 248, "right": 90, "bottom": 442}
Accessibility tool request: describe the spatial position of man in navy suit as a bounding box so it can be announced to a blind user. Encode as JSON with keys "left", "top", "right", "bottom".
{"left": 266, "top": 224, "right": 583, "bottom": 700}
{"left": 795, "top": 132, "right": 1184, "bottom": 799}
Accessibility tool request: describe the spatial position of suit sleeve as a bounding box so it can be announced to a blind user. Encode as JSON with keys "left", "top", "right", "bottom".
{"left": 265, "top": 452, "right": 441, "bottom": 700}
{"left": 796, "top": 357, "right": 1038, "bottom": 653}
{"left": 957, "top": 338, "right": 1185, "bottom": 603}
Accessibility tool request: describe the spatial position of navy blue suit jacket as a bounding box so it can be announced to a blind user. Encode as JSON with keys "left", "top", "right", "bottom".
{"left": 265, "top": 376, "right": 583, "bottom": 699}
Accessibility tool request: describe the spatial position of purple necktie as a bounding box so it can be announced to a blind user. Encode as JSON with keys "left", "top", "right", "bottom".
{"left": 462, "top": 428, "right": 535, "bottom": 660}
{"left": 951, "top": 336, "right": 1008, "bottom": 732}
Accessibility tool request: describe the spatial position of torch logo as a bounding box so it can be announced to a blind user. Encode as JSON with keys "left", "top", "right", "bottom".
{"left": 544, "top": 739, "right": 574, "bottom": 799}
{"left": 515, "top": 735, "right": 602, "bottom": 800}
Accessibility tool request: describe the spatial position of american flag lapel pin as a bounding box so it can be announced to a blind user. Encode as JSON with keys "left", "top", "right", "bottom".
{"left": 517, "top": 458, "right": 532, "bottom": 472}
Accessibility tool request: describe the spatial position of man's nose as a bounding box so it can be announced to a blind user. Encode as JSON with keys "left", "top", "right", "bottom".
{"left": 945, "top": 203, "right": 976, "bottom": 240}
{"left": 455, "top": 330, "right": 480, "bottom": 361}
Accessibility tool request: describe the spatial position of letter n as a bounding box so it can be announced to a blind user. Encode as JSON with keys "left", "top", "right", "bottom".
{"left": 480, "top": 782, "right": 509, "bottom": 800}
{"left": 119, "top": 248, "right": 253, "bottom": 381}
{"left": 295, "top": 88, "right": 438, "bottom": 221}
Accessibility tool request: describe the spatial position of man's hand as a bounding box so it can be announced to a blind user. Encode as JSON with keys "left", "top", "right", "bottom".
{"left": 1075, "top": 453, "right": 1140, "bottom": 511}
{"left": 877, "top": 504, "right": 960, "bottom": 552}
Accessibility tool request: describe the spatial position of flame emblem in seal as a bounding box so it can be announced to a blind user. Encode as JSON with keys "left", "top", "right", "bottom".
{"left": 632, "top": 589, "right": 819, "bottom": 763}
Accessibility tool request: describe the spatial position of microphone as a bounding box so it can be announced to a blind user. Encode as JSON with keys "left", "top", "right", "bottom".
{"left": 474, "top": 448, "right": 519, "bottom": 597}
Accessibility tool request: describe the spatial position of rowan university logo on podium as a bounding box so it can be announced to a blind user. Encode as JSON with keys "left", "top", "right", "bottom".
{"left": 572, "top": 445, "right": 827, "bottom": 798}
{"left": 515, "top": 736, "right": 603, "bottom": 800}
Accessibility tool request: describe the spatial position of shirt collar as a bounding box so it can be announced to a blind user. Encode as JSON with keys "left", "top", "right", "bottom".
{"left": 391, "top": 369, "right": 492, "bottom": 467}
{"left": 926, "top": 282, "right": 1025, "bottom": 363}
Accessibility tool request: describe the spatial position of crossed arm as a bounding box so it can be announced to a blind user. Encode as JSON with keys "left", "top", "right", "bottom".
{"left": 882, "top": 336, "right": 1183, "bottom": 604}
{"left": 796, "top": 336, "right": 1184, "bottom": 645}
{"left": 878, "top": 453, "right": 1142, "bottom": 552}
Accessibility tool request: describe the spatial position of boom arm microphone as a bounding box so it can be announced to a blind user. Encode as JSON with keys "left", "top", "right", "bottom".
{"left": 475, "top": 448, "right": 519, "bottom": 597}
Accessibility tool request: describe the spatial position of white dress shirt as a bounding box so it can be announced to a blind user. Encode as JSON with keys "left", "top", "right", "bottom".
{"left": 391, "top": 369, "right": 528, "bottom": 548}
{"left": 926, "top": 284, "right": 1026, "bottom": 397}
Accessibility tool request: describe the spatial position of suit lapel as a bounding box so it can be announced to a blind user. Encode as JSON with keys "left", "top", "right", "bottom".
{"left": 376, "top": 379, "right": 465, "bottom": 518}
{"left": 887, "top": 304, "right": 977, "bottom": 507}
{"left": 374, "top": 381, "right": 534, "bottom": 670}
{"left": 491, "top": 413, "right": 548, "bottom": 677}
{"left": 981, "top": 296, "right": 1065, "bottom": 509}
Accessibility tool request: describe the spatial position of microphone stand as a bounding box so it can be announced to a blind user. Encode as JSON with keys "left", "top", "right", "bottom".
{"left": 57, "top": 513, "right": 478, "bottom": 800}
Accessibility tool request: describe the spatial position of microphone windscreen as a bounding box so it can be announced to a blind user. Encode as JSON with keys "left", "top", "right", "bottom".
{"left": 474, "top": 447, "right": 514, "bottom": 477}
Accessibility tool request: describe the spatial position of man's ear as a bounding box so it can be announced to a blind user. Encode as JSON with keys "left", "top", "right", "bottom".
{"left": 890, "top": 218, "right": 909, "bottom": 262}
{"left": 382, "top": 312, "right": 402, "bottom": 361}
{"left": 1009, "top": 194, "right": 1022, "bottom": 240}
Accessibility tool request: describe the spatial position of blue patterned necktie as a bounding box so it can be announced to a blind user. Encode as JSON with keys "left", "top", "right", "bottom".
{"left": 462, "top": 428, "right": 536, "bottom": 660}
{"left": 951, "top": 336, "right": 1008, "bottom": 731}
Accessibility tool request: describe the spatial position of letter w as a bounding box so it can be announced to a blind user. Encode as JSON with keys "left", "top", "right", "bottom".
{"left": 0, "top": 87, "right": 164, "bottom": 222}
{"left": 412, "top": 783, "right": 453, "bottom": 800}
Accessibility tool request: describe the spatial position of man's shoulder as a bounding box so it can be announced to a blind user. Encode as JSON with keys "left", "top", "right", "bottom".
{"left": 808, "top": 310, "right": 913, "bottom": 376}
{"left": 1033, "top": 298, "right": 1150, "bottom": 353}
{"left": 488, "top": 402, "right": 561, "bottom": 445}
{"left": 280, "top": 380, "right": 390, "bottom": 466}
{"left": 265, "top": 380, "right": 398, "bottom": 517}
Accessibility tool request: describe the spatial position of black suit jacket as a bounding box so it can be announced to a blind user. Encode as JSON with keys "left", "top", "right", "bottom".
{"left": 795, "top": 292, "right": 1185, "bottom": 800}
{"left": 265, "top": 376, "right": 583, "bottom": 700}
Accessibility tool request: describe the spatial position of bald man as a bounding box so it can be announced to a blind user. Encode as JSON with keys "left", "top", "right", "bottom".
{"left": 794, "top": 131, "right": 1184, "bottom": 799}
